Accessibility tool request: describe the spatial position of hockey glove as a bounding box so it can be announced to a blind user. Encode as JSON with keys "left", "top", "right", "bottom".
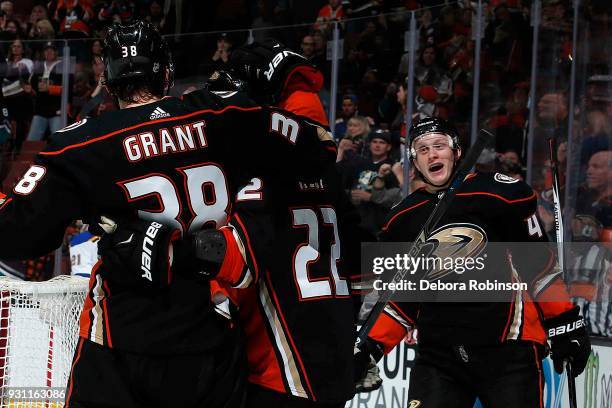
{"left": 544, "top": 306, "right": 591, "bottom": 376}
{"left": 96, "top": 217, "right": 180, "bottom": 289}
{"left": 95, "top": 216, "right": 229, "bottom": 288}
{"left": 355, "top": 355, "right": 383, "bottom": 393}
{"left": 354, "top": 337, "right": 384, "bottom": 392}
{"left": 230, "top": 40, "right": 311, "bottom": 104}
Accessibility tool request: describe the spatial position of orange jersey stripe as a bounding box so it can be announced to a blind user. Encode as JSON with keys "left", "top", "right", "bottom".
{"left": 78, "top": 261, "right": 101, "bottom": 338}
{"left": 382, "top": 200, "right": 430, "bottom": 231}
{"left": 102, "top": 279, "right": 113, "bottom": 348}
{"left": 232, "top": 213, "right": 260, "bottom": 283}
{"left": 265, "top": 272, "right": 316, "bottom": 400}
{"left": 455, "top": 191, "right": 537, "bottom": 204}
{"left": 239, "top": 287, "right": 286, "bottom": 394}
{"left": 64, "top": 337, "right": 85, "bottom": 408}
{"left": 520, "top": 297, "right": 546, "bottom": 345}
{"left": 40, "top": 105, "right": 262, "bottom": 156}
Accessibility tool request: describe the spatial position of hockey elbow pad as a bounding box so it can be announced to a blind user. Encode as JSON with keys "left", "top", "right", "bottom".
{"left": 97, "top": 218, "right": 180, "bottom": 289}
{"left": 544, "top": 306, "right": 591, "bottom": 376}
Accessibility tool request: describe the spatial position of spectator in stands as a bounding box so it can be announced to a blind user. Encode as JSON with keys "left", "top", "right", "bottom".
{"left": 309, "top": 29, "right": 330, "bottom": 86}
{"left": 3, "top": 18, "right": 21, "bottom": 37}
{"left": 574, "top": 150, "right": 612, "bottom": 233}
{"left": 347, "top": 130, "right": 399, "bottom": 235}
{"left": 26, "top": 4, "right": 50, "bottom": 36}
{"left": 0, "top": 1, "right": 13, "bottom": 20}
{"left": 76, "top": 55, "right": 114, "bottom": 119}
{"left": 3, "top": 38, "right": 33, "bottom": 151}
{"left": 28, "top": 18, "right": 56, "bottom": 41}
{"left": 144, "top": 0, "right": 166, "bottom": 32}
{"left": 30, "top": 4, "right": 49, "bottom": 23}
{"left": 54, "top": 0, "right": 93, "bottom": 37}
{"left": 315, "top": 0, "right": 344, "bottom": 34}
{"left": 300, "top": 34, "right": 315, "bottom": 60}
{"left": 357, "top": 68, "right": 385, "bottom": 121}
{"left": 496, "top": 148, "right": 521, "bottom": 166}
{"left": 90, "top": 38, "right": 103, "bottom": 60}
{"left": 378, "top": 81, "right": 400, "bottom": 126}
{"left": 336, "top": 115, "right": 370, "bottom": 162}
{"left": 54, "top": 0, "right": 94, "bottom": 64}
{"left": 391, "top": 80, "right": 408, "bottom": 141}
{"left": 0, "top": 10, "right": 5, "bottom": 33}
{"left": 26, "top": 42, "right": 66, "bottom": 141}
{"left": 531, "top": 91, "right": 569, "bottom": 189}
{"left": 70, "top": 71, "right": 92, "bottom": 119}
{"left": 209, "top": 32, "right": 233, "bottom": 73}
{"left": 581, "top": 110, "right": 611, "bottom": 165}
{"left": 334, "top": 93, "right": 358, "bottom": 139}
{"left": 411, "top": 46, "right": 453, "bottom": 119}
{"left": 98, "top": 0, "right": 136, "bottom": 24}
{"left": 370, "top": 160, "right": 405, "bottom": 210}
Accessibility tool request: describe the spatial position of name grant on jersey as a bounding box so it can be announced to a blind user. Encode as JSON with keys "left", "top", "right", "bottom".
{"left": 123, "top": 121, "right": 207, "bottom": 162}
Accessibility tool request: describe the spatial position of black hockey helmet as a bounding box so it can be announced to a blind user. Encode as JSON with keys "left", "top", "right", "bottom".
{"left": 103, "top": 20, "right": 174, "bottom": 96}
{"left": 408, "top": 116, "right": 460, "bottom": 159}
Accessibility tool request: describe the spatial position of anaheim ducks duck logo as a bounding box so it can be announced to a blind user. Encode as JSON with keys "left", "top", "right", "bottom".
{"left": 420, "top": 223, "right": 487, "bottom": 281}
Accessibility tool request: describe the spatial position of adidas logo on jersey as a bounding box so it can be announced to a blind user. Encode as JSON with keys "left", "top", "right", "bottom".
{"left": 150, "top": 107, "right": 170, "bottom": 120}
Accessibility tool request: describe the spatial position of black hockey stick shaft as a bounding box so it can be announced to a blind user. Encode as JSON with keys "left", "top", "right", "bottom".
{"left": 356, "top": 129, "right": 493, "bottom": 347}
{"left": 549, "top": 138, "right": 577, "bottom": 408}
{"left": 566, "top": 360, "right": 577, "bottom": 408}
{"left": 548, "top": 137, "right": 565, "bottom": 273}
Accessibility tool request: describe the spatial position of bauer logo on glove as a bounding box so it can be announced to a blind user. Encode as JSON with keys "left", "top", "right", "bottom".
{"left": 547, "top": 318, "right": 585, "bottom": 337}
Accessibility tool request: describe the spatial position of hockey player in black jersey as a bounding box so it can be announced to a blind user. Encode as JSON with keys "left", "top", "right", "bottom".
{"left": 0, "top": 21, "right": 338, "bottom": 408}
{"left": 94, "top": 42, "right": 367, "bottom": 407}
{"left": 355, "top": 117, "right": 591, "bottom": 407}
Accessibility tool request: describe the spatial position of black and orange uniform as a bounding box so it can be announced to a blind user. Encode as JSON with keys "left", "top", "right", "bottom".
{"left": 221, "top": 166, "right": 361, "bottom": 408}
{"left": 208, "top": 71, "right": 361, "bottom": 407}
{"left": 368, "top": 171, "right": 574, "bottom": 407}
{"left": 0, "top": 88, "right": 336, "bottom": 408}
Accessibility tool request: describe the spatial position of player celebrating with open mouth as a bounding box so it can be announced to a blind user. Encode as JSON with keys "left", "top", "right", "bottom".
{"left": 355, "top": 117, "right": 591, "bottom": 407}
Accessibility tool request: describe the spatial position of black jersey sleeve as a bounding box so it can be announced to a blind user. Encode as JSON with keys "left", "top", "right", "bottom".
{"left": 228, "top": 106, "right": 337, "bottom": 177}
{"left": 0, "top": 150, "right": 85, "bottom": 259}
{"left": 490, "top": 175, "right": 571, "bottom": 306}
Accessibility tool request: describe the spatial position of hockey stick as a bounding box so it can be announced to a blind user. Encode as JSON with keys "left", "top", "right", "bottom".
{"left": 548, "top": 138, "right": 579, "bottom": 408}
{"left": 356, "top": 129, "right": 493, "bottom": 347}
{"left": 566, "top": 360, "right": 577, "bottom": 408}
{"left": 548, "top": 138, "right": 565, "bottom": 274}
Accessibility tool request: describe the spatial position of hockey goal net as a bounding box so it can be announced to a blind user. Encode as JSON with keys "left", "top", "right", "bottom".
{"left": 0, "top": 275, "right": 88, "bottom": 407}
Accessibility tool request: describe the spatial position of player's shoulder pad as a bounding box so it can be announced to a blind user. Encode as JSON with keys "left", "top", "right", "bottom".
{"left": 45, "top": 117, "right": 97, "bottom": 152}
{"left": 463, "top": 172, "right": 537, "bottom": 216}
{"left": 185, "top": 86, "right": 259, "bottom": 110}
{"left": 464, "top": 172, "right": 536, "bottom": 201}
{"left": 381, "top": 188, "right": 432, "bottom": 232}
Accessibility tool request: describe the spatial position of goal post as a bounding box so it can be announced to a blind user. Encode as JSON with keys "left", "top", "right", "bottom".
{"left": 0, "top": 275, "right": 88, "bottom": 407}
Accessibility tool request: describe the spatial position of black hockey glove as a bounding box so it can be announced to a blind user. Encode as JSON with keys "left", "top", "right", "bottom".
{"left": 354, "top": 337, "right": 384, "bottom": 392}
{"left": 94, "top": 217, "right": 229, "bottom": 288}
{"left": 230, "top": 40, "right": 311, "bottom": 104}
{"left": 544, "top": 306, "right": 591, "bottom": 376}
{"left": 95, "top": 217, "right": 180, "bottom": 289}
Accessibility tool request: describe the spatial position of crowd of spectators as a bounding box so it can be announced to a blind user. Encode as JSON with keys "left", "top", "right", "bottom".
{"left": 0, "top": 0, "right": 610, "bottom": 335}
